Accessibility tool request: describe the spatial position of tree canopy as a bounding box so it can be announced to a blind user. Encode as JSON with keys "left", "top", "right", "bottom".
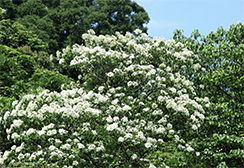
{"left": 0, "top": 0, "right": 150, "bottom": 53}
{"left": 173, "top": 22, "right": 244, "bottom": 167}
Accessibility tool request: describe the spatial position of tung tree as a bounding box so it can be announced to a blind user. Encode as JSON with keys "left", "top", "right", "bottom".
{"left": 0, "top": 29, "right": 209, "bottom": 167}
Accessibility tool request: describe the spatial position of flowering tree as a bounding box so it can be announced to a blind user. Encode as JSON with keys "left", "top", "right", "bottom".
{"left": 0, "top": 29, "right": 209, "bottom": 167}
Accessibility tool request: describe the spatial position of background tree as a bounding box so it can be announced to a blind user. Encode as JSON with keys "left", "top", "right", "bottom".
{"left": 173, "top": 22, "right": 244, "bottom": 167}
{"left": 0, "top": 0, "right": 150, "bottom": 53}
{"left": 0, "top": 18, "right": 73, "bottom": 108}
{"left": 0, "top": 19, "right": 47, "bottom": 51}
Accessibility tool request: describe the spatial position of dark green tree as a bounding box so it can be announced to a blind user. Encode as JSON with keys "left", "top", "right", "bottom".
{"left": 0, "top": 0, "right": 149, "bottom": 53}
{"left": 0, "top": 19, "right": 73, "bottom": 101}
{"left": 0, "top": 19, "right": 47, "bottom": 51}
{"left": 173, "top": 22, "right": 244, "bottom": 167}
{"left": 85, "top": 0, "right": 149, "bottom": 36}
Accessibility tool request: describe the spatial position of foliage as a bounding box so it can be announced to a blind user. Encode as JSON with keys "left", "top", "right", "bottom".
{"left": 0, "top": 0, "right": 150, "bottom": 53}
{"left": 0, "top": 45, "right": 35, "bottom": 99}
{"left": 0, "top": 19, "right": 47, "bottom": 51}
{"left": 0, "top": 7, "right": 6, "bottom": 20}
{"left": 0, "top": 30, "right": 209, "bottom": 167}
{"left": 173, "top": 22, "right": 244, "bottom": 167}
{"left": 4, "top": 160, "right": 59, "bottom": 168}
{"left": 17, "top": 14, "right": 59, "bottom": 53}
{"left": 0, "top": 19, "right": 74, "bottom": 115}
{"left": 30, "top": 68, "right": 73, "bottom": 93}
{"left": 0, "top": 44, "right": 70, "bottom": 99}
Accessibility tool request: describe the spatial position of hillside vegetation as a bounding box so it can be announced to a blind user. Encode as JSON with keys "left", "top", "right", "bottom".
{"left": 0, "top": 1, "right": 244, "bottom": 167}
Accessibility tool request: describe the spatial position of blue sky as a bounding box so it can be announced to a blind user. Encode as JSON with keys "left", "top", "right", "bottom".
{"left": 133, "top": 0, "right": 244, "bottom": 40}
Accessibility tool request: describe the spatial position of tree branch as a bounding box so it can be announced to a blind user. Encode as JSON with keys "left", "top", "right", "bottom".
{"left": 84, "top": 152, "right": 100, "bottom": 168}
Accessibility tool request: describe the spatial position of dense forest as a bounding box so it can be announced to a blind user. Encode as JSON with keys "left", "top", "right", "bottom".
{"left": 0, "top": 0, "right": 244, "bottom": 167}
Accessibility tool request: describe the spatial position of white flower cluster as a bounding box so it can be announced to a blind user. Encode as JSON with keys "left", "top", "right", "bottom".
{"left": 0, "top": 29, "right": 209, "bottom": 167}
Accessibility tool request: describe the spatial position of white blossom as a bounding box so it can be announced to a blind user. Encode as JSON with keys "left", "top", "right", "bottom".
{"left": 61, "top": 144, "right": 71, "bottom": 150}
{"left": 46, "top": 129, "right": 57, "bottom": 136}
{"left": 106, "top": 123, "right": 118, "bottom": 131}
{"left": 3, "top": 111, "right": 10, "bottom": 120}
{"left": 121, "top": 116, "right": 128, "bottom": 122}
{"left": 98, "top": 86, "right": 105, "bottom": 92}
{"left": 123, "top": 105, "right": 131, "bottom": 111}
{"left": 106, "top": 116, "right": 113, "bottom": 123}
{"left": 29, "top": 153, "right": 36, "bottom": 161}
{"left": 49, "top": 145, "right": 56, "bottom": 151}
{"left": 111, "top": 99, "right": 119, "bottom": 105}
{"left": 77, "top": 143, "right": 85, "bottom": 149}
{"left": 59, "top": 128, "right": 68, "bottom": 135}
{"left": 11, "top": 145, "right": 16, "bottom": 151}
{"left": 156, "top": 127, "right": 165, "bottom": 134}
{"left": 96, "top": 145, "right": 105, "bottom": 152}
{"left": 26, "top": 128, "right": 36, "bottom": 136}
{"left": 59, "top": 58, "right": 65, "bottom": 64}
{"left": 186, "top": 146, "right": 194, "bottom": 152}
{"left": 149, "top": 163, "right": 157, "bottom": 168}
{"left": 55, "top": 139, "right": 62, "bottom": 144}
{"left": 124, "top": 133, "right": 133, "bottom": 139}
{"left": 192, "top": 124, "right": 198, "bottom": 130}
{"left": 193, "top": 63, "right": 201, "bottom": 70}
{"left": 16, "top": 143, "right": 25, "bottom": 153}
{"left": 87, "top": 144, "right": 96, "bottom": 151}
{"left": 134, "top": 29, "right": 142, "bottom": 35}
{"left": 17, "top": 153, "right": 25, "bottom": 161}
{"left": 37, "top": 130, "right": 45, "bottom": 136}
{"left": 169, "top": 129, "right": 175, "bottom": 134}
{"left": 131, "top": 154, "right": 137, "bottom": 160}
{"left": 106, "top": 72, "right": 114, "bottom": 77}
{"left": 73, "top": 160, "right": 79, "bottom": 166}
{"left": 167, "top": 123, "right": 172, "bottom": 129}
{"left": 11, "top": 133, "right": 20, "bottom": 140}
{"left": 92, "top": 130, "right": 97, "bottom": 135}
{"left": 145, "top": 142, "right": 152, "bottom": 148}
{"left": 118, "top": 137, "right": 125, "bottom": 142}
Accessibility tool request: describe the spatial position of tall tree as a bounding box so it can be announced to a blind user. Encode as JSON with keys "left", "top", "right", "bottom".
{"left": 0, "top": 0, "right": 150, "bottom": 53}
{"left": 0, "top": 29, "right": 208, "bottom": 168}
{"left": 173, "top": 22, "right": 244, "bottom": 167}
